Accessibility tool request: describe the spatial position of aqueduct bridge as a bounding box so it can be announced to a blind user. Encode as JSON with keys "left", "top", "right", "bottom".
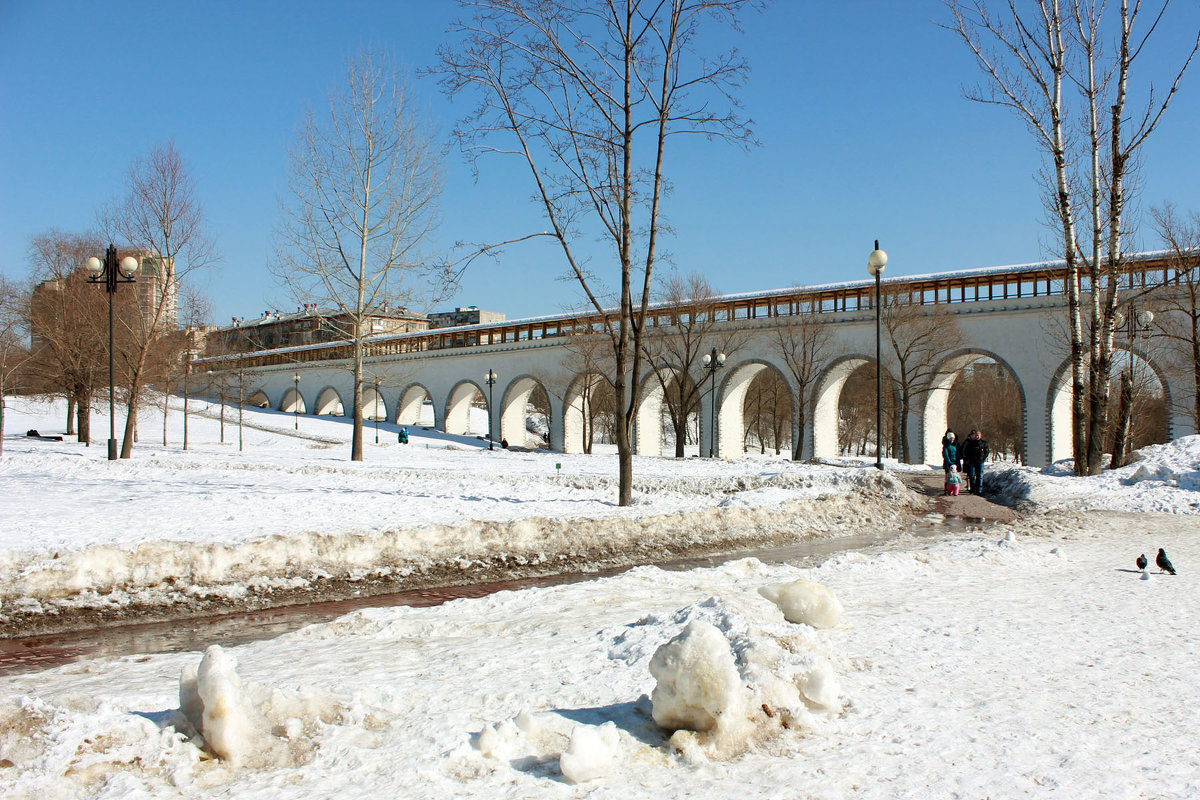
{"left": 195, "top": 253, "right": 1195, "bottom": 466}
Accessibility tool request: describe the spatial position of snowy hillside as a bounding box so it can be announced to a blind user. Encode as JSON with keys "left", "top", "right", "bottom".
{"left": 0, "top": 396, "right": 917, "bottom": 633}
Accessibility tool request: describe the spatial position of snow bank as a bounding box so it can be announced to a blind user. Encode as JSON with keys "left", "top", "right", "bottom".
{"left": 987, "top": 436, "right": 1200, "bottom": 515}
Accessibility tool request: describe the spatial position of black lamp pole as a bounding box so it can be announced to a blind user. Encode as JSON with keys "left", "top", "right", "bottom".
{"left": 85, "top": 244, "right": 136, "bottom": 461}
{"left": 484, "top": 370, "right": 497, "bottom": 450}
{"left": 702, "top": 347, "right": 725, "bottom": 458}
{"left": 293, "top": 374, "right": 300, "bottom": 430}
{"left": 868, "top": 241, "right": 888, "bottom": 470}
{"left": 183, "top": 346, "right": 191, "bottom": 451}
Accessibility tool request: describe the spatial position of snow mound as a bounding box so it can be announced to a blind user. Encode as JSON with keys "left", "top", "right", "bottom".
{"left": 646, "top": 597, "right": 842, "bottom": 760}
{"left": 559, "top": 721, "right": 621, "bottom": 783}
{"left": 649, "top": 620, "right": 750, "bottom": 737}
{"left": 757, "top": 579, "right": 843, "bottom": 628}
{"left": 193, "top": 646, "right": 270, "bottom": 767}
{"left": 473, "top": 718, "right": 523, "bottom": 760}
{"left": 469, "top": 709, "right": 625, "bottom": 783}
{"left": 177, "top": 645, "right": 346, "bottom": 771}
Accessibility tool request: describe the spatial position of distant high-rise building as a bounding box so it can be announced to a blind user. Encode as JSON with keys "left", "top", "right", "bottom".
{"left": 131, "top": 252, "right": 176, "bottom": 330}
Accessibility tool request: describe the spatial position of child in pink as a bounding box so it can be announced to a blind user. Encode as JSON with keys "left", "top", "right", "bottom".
{"left": 945, "top": 465, "right": 962, "bottom": 496}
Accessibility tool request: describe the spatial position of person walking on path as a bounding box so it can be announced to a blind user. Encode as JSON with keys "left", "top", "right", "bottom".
{"left": 962, "top": 429, "right": 989, "bottom": 494}
{"left": 942, "top": 431, "right": 960, "bottom": 480}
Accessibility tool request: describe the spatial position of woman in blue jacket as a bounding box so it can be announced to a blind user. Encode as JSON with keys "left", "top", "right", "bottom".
{"left": 941, "top": 430, "right": 961, "bottom": 482}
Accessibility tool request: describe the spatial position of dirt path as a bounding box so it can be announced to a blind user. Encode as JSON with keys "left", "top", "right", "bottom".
{"left": 899, "top": 471, "right": 1018, "bottom": 523}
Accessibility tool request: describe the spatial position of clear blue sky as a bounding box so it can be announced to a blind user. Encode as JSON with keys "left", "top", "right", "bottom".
{"left": 3, "top": 1, "right": 1199, "bottom": 326}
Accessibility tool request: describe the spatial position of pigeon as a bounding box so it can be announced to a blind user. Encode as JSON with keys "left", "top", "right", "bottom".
{"left": 1156, "top": 548, "right": 1176, "bottom": 575}
{"left": 1136, "top": 553, "right": 1148, "bottom": 570}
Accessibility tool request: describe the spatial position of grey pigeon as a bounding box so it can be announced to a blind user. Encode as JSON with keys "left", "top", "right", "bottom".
{"left": 1136, "top": 553, "right": 1148, "bottom": 570}
{"left": 1156, "top": 548, "right": 1176, "bottom": 575}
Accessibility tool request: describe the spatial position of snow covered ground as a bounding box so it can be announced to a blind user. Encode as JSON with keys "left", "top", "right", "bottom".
{"left": 0, "top": 395, "right": 916, "bottom": 632}
{"left": 2, "top": 395, "right": 1199, "bottom": 798}
{"left": 988, "top": 436, "right": 1200, "bottom": 514}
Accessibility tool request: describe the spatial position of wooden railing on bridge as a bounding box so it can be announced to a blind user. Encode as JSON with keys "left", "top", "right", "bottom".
{"left": 194, "top": 251, "right": 1192, "bottom": 371}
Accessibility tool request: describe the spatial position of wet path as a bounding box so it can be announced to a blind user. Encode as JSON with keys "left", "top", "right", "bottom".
{"left": 898, "top": 471, "right": 1018, "bottom": 523}
{"left": 0, "top": 514, "right": 992, "bottom": 678}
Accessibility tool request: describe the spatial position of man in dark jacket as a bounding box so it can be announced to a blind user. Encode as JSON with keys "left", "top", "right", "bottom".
{"left": 962, "top": 429, "right": 989, "bottom": 494}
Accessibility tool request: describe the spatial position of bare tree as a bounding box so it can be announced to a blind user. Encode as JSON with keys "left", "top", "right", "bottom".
{"left": 157, "top": 288, "right": 211, "bottom": 446}
{"left": 25, "top": 230, "right": 111, "bottom": 442}
{"left": 771, "top": 301, "right": 831, "bottom": 460}
{"left": 275, "top": 50, "right": 446, "bottom": 462}
{"left": 0, "top": 276, "right": 32, "bottom": 457}
{"left": 438, "top": 0, "right": 758, "bottom": 505}
{"left": 554, "top": 325, "right": 618, "bottom": 454}
{"left": 839, "top": 365, "right": 898, "bottom": 459}
{"left": 1149, "top": 204, "right": 1200, "bottom": 429}
{"left": 948, "top": 0, "right": 1199, "bottom": 474}
{"left": 881, "top": 297, "right": 966, "bottom": 463}
{"left": 742, "top": 368, "right": 790, "bottom": 455}
{"left": 641, "top": 271, "right": 744, "bottom": 457}
{"left": 948, "top": 361, "right": 1025, "bottom": 462}
{"left": 103, "top": 141, "right": 215, "bottom": 458}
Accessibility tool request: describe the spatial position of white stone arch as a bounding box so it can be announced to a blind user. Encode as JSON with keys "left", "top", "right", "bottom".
{"left": 1047, "top": 345, "right": 1175, "bottom": 464}
{"left": 716, "top": 359, "right": 794, "bottom": 459}
{"left": 500, "top": 375, "right": 550, "bottom": 449}
{"left": 362, "top": 384, "right": 387, "bottom": 421}
{"left": 314, "top": 386, "right": 345, "bottom": 416}
{"left": 811, "top": 355, "right": 874, "bottom": 460}
{"left": 922, "top": 350, "right": 1027, "bottom": 466}
{"left": 1126, "top": 345, "right": 1175, "bottom": 443}
{"left": 445, "top": 380, "right": 484, "bottom": 437}
{"left": 247, "top": 390, "right": 270, "bottom": 409}
{"left": 1047, "top": 359, "right": 1074, "bottom": 464}
{"left": 280, "top": 387, "right": 306, "bottom": 414}
{"left": 563, "top": 372, "right": 603, "bottom": 455}
{"left": 634, "top": 367, "right": 677, "bottom": 457}
{"left": 396, "top": 383, "right": 434, "bottom": 427}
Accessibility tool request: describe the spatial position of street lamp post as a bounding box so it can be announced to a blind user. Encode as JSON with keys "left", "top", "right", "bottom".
{"left": 237, "top": 365, "right": 245, "bottom": 452}
{"left": 484, "top": 370, "right": 497, "bottom": 450}
{"left": 84, "top": 245, "right": 138, "bottom": 461}
{"left": 868, "top": 242, "right": 888, "bottom": 470}
{"left": 702, "top": 347, "right": 726, "bottom": 458}
{"left": 293, "top": 373, "right": 301, "bottom": 430}
{"left": 183, "top": 345, "right": 191, "bottom": 451}
{"left": 374, "top": 378, "right": 381, "bottom": 444}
